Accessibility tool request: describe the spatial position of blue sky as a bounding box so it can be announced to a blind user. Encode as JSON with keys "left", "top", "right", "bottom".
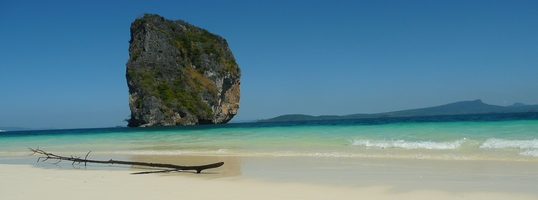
{"left": 1, "top": 0, "right": 537, "bottom": 129}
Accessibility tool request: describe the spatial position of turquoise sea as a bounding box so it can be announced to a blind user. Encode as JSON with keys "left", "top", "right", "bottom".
{"left": 1, "top": 113, "right": 538, "bottom": 162}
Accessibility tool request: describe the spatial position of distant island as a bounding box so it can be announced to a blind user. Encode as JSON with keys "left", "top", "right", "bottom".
{"left": 260, "top": 99, "right": 538, "bottom": 122}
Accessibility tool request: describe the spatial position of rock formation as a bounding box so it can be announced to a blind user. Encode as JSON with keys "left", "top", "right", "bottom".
{"left": 126, "top": 14, "right": 240, "bottom": 127}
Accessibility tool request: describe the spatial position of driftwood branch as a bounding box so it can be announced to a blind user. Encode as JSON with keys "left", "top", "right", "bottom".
{"left": 29, "top": 147, "right": 223, "bottom": 174}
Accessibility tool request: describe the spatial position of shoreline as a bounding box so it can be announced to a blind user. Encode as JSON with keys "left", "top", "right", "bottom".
{"left": 2, "top": 155, "right": 538, "bottom": 199}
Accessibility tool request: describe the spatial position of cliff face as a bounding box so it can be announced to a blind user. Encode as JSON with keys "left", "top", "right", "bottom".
{"left": 126, "top": 14, "right": 240, "bottom": 127}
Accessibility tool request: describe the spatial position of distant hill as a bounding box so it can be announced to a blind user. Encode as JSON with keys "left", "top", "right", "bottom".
{"left": 260, "top": 99, "right": 538, "bottom": 122}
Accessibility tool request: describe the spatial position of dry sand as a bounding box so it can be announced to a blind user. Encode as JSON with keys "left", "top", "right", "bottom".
{"left": 1, "top": 155, "right": 538, "bottom": 200}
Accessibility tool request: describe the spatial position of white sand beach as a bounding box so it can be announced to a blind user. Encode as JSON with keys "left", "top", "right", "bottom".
{"left": 2, "top": 155, "right": 538, "bottom": 200}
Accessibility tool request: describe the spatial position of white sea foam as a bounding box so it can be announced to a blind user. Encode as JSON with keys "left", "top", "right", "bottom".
{"left": 349, "top": 139, "right": 466, "bottom": 150}
{"left": 480, "top": 138, "right": 538, "bottom": 157}
{"left": 479, "top": 138, "right": 538, "bottom": 149}
{"left": 519, "top": 149, "right": 538, "bottom": 157}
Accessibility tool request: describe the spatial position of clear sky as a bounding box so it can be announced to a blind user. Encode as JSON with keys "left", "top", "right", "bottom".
{"left": 1, "top": 0, "right": 537, "bottom": 129}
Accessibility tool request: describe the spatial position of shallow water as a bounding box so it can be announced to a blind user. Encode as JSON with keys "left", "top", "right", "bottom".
{"left": 1, "top": 113, "right": 538, "bottom": 161}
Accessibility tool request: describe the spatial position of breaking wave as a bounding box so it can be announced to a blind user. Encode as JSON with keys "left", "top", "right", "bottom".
{"left": 519, "top": 149, "right": 538, "bottom": 157}
{"left": 479, "top": 138, "right": 538, "bottom": 149}
{"left": 480, "top": 138, "right": 538, "bottom": 157}
{"left": 349, "top": 139, "right": 466, "bottom": 150}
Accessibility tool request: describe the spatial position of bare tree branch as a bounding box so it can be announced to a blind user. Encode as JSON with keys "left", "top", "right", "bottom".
{"left": 29, "top": 147, "right": 224, "bottom": 174}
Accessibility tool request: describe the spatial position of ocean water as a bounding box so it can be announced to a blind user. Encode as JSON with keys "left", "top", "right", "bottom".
{"left": 1, "top": 113, "right": 538, "bottom": 161}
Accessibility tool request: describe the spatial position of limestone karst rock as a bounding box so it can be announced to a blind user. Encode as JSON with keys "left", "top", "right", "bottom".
{"left": 126, "top": 14, "right": 240, "bottom": 127}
